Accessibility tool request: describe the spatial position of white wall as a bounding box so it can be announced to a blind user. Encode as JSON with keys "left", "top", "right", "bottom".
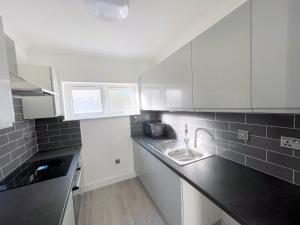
{"left": 80, "top": 116, "right": 135, "bottom": 191}
{"left": 26, "top": 48, "right": 151, "bottom": 190}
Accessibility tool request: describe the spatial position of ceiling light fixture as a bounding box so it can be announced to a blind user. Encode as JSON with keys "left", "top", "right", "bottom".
{"left": 84, "top": 0, "right": 129, "bottom": 22}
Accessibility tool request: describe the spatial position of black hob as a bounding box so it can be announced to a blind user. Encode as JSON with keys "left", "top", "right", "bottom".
{"left": 0, "top": 155, "right": 73, "bottom": 192}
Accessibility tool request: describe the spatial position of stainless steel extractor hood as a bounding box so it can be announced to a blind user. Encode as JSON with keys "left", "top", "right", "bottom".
{"left": 5, "top": 35, "right": 59, "bottom": 97}
{"left": 10, "top": 72, "right": 58, "bottom": 96}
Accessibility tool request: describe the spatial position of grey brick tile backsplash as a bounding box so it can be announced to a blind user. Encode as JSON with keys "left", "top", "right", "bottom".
{"left": 246, "top": 157, "right": 293, "bottom": 182}
{"left": 35, "top": 117, "right": 82, "bottom": 151}
{"left": 0, "top": 98, "right": 37, "bottom": 179}
{"left": 216, "top": 113, "right": 245, "bottom": 123}
{"left": 216, "top": 147, "right": 245, "bottom": 165}
{"left": 131, "top": 111, "right": 300, "bottom": 186}
{"left": 246, "top": 113, "right": 294, "bottom": 128}
{"left": 267, "top": 127, "right": 300, "bottom": 139}
{"left": 230, "top": 142, "right": 266, "bottom": 160}
{"left": 0, "top": 98, "right": 82, "bottom": 180}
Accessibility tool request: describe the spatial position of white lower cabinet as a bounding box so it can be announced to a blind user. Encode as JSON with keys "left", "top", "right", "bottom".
{"left": 182, "top": 180, "right": 240, "bottom": 225}
{"left": 133, "top": 141, "right": 240, "bottom": 225}
{"left": 61, "top": 193, "right": 75, "bottom": 225}
{"left": 133, "top": 141, "right": 182, "bottom": 225}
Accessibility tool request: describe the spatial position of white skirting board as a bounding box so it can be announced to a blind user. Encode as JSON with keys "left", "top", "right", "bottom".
{"left": 81, "top": 171, "right": 137, "bottom": 193}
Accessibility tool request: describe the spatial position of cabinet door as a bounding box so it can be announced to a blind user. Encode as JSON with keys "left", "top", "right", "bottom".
{"left": 140, "top": 63, "right": 166, "bottom": 111}
{"left": 132, "top": 141, "right": 182, "bottom": 225}
{"left": 164, "top": 43, "right": 193, "bottom": 110}
{"left": 140, "top": 72, "right": 152, "bottom": 110}
{"left": 0, "top": 17, "right": 15, "bottom": 129}
{"left": 22, "top": 96, "right": 55, "bottom": 119}
{"left": 192, "top": 2, "right": 251, "bottom": 110}
{"left": 149, "top": 63, "right": 166, "bottom": 110}
{"left": 61, "top": 193, "right": 75, "bottom": 225}
{"left": 182, "top": 180, "right": 240, "bottom": 225}
{"left": 252, "top": 0, "right": 300, "bottom": 109}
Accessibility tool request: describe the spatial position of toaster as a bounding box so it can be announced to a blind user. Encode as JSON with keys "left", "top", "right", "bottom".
{"left": 143, "top": 122, "right": 166, "bottom": 138}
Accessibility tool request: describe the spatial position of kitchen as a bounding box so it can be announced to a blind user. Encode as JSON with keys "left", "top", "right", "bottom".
{"left": 0, "top": 0, "right": 300, "bottom": 225}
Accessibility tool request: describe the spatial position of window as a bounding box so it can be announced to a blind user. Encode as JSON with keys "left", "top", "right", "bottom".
{"left": 62, "top": 82, "right": 139, "bottom": 120}
{"left": 71, "top": 89, "right": 102, "bottom": 114}
{"left": 106, "top": 86, "right": 136, "bottom": 114}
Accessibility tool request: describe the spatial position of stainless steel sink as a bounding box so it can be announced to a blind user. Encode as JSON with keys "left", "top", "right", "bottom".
{"left": 151, "top": 140, "right": 214, "bottom": 166}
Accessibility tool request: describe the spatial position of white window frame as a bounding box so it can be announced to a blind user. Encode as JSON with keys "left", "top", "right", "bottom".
{"left": 62, "top": 81, "right": 140, "bottom": 121}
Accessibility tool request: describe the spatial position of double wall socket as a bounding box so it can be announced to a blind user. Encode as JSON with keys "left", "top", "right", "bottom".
{"left": 281, "top": 137, "right": 300, "bottom": 150}
{"left": 238, "top": 130, "right": 249, "bottom": 140}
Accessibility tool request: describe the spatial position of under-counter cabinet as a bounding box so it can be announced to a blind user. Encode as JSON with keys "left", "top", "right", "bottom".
{"left": 192, "top": 2, "right": 251, "bottom": 111}
{"left": 164, "top": 43, "right": 193, "bottom": 110}
{"left": 0, "top": 17, "right": 15, "bottom": 129}
{"left": 61, "top": 192, "right": 76, "bottom": 225}
{"left": 133, "top": 141, "right": 240, "bottom": 225}
{"left": 182, "top": 180, "right": 240, "bottom": 225}
{"left": 251, "top": 0, "right": 300, "bottom": 112}
{"left": 133, "top": 141, "right": 182, "bottom": 225}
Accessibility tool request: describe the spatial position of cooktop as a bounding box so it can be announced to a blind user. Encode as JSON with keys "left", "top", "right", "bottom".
{"left": 0, "top": 154, "right": 73, "bottom": 192}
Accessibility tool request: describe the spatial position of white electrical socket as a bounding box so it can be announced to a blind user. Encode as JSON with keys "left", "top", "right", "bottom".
{"left": 281, "top": 137, "right": 300, "bottom": 150}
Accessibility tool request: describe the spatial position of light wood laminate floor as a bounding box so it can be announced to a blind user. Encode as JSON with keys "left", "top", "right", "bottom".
{"left": 78, "top": 178, "right": 167, "bottom": 225}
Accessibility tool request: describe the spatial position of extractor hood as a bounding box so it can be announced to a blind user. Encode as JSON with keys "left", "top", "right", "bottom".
{"left": 5, "top": 35, "right": 59, "bottom": 97}
{"left": 10, "top": 71, "right": 58, "bottom": 97}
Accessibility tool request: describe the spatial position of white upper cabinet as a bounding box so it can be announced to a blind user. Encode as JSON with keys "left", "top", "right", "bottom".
{"left": 20, "top": 66, "right": 62, "bottom": 119}
{"left": 252, "top": 0, "right": 300, "bottom": 110}
{"left": 149, "top": 63, "right": 166, "bottom": 110}
{"left": 164, "top": 43, "right": 193, "bottom": 110}
{"left": 140, "top": 63, "right": 166, "bottom": 111}
{"left": 192, "top": 2, "right": 251, "bottom": 110}
{"left": 0, "top": 17, "right": 15, "bottom": 129}
{"left": 140, "top": 72, "right": 152, "bottom": 110}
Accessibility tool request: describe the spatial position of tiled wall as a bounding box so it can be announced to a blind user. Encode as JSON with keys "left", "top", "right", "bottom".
{"left": 130, "top": 111, "right": 161, "bottom": 136}
{"left": 35, "top": 117, "right": 82, "bottom": 150}
{"left": 131, "top": 111, "right": 300, "bottom": 186}
{"left": 0, "top": 98, "right": 38, "bottom": 180}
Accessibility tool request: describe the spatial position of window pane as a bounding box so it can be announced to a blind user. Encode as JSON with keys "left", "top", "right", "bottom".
{"left": 71, "top": 89, "right": 102, "bottom": 114}
{"left": 107, "top": 87, "right": 135, "bottom": 113}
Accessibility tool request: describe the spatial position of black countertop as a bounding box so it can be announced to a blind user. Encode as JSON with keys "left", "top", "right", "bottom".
{"left": 133, "top": 136, "right": 300, "bottom": 225}
{"left": 0, "top": 145, "right": 81, "bottom": 225}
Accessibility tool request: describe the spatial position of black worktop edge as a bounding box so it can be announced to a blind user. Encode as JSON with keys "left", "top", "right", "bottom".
{"left": 58, "top": 147, "right": 81, "bottom": 225}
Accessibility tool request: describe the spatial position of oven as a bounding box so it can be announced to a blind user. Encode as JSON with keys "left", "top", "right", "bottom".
{"left": 72, "top": 159, "right": 83, "bottom": 225}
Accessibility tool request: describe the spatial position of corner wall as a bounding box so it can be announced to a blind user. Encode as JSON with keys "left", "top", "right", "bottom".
{"left": 26, "top": 48, "right": 151, "bottom": 190}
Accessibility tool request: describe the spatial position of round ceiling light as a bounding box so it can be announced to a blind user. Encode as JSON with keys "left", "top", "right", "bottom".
{"left": 84, "top": 0, "right": 129, "bottom": 22}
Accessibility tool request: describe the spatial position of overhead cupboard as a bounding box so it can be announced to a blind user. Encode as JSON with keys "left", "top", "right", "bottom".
{"left": 251, "top": 0, "right": 300, "bottom": 112}
{"left": 140, "top": 0, "right": 300, "bottom": 113}
{"left": 140, "top": 43, "right": 193, "bottom": 111}
{"left": 20, "top": 66, "right": 62, "bottom": 119}
{"left": 0, "top": 17, "right": 15, "bottom": 129}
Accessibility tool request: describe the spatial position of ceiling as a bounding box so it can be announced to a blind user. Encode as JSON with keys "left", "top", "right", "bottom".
{"left": 0, "top": 0, "right": 245, "bottom": 61}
